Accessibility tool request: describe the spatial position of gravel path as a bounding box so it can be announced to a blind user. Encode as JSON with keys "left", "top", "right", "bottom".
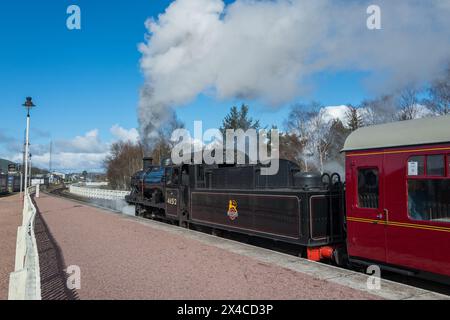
{"left": 35, "top": 193, "right": 378, "bottom": 300}
{"left": 0, "top": 194, "right": 22, "bottom": 300}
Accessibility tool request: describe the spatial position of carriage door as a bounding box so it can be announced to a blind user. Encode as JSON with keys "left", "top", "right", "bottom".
{"left": 165, "top": 167, "right": 180, "bottom": 219}
{"left": 347, "top": 155, "right": 387, "bottom": 263}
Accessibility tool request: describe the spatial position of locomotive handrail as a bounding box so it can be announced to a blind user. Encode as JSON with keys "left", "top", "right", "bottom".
{"left": 8, "top": 185, "right": 41, "bottom": 300}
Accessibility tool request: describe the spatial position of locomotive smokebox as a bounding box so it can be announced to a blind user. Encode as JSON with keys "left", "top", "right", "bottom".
{"left": 143, "top": 157, "right": 153, "bottom": 171}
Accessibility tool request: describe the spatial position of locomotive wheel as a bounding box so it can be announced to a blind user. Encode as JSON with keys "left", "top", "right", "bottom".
{"left": 135, "top": 205, "right": 141, "bottom": 217}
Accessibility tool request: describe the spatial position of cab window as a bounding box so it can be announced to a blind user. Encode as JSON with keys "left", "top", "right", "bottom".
{"left": 357, "top": 168, "right": 379, "bottom": 209}
{"left": 165, "top": 167, "right": 180, "bottom": 186}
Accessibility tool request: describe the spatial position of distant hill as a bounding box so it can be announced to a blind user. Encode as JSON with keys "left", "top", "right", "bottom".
{"left": 0, "top": 158, "right": 14, "bottom": 174}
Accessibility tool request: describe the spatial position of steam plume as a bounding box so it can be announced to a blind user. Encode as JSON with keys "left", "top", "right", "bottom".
{"left": 138, "top": 0, "right": 450, "bottom": 148}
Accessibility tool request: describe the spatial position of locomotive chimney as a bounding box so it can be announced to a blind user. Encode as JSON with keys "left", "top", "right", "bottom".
{"left": 143, "top": 157, "right": 153, "bottom": 171}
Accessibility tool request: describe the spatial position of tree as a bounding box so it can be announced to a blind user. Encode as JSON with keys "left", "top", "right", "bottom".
{"left": 360, "top": 95, "right": 397, "bottom": 125}
{"left": 220, "top": 104, "right": 261, "bottom": 163}
{"left": 345, "top": 104, "right": 364, "bottom": 131}
{"left": 327, "top": 119, "right": 351, "bottom": 168}
{"left": 284, "top": 103, "right": 318, "bottom": 171}
{"left": 104, "top": 141, "right": 144, "bottom": 190}
{"left": 424, "top": 66, "right": 450, "bottom": 115}
{"left": 397, "top": 87, "right": 420, "bottom": 121}
{"left": 277, "top": 132, "right": 306, "bottom": 168}
{"left": 284, "top": 102, "right": 335, "bottom": 172}
{"left": 283, "top": 102, "right": 350, "bottom": 173}
{"left": 220, "top": 104, "right": 260, "bottom": 134}
{"left": 306, "top": 108, "right": 334, "bottom": 173}
{"left": 146, "top": 114, "right": 184, "bottom": 165}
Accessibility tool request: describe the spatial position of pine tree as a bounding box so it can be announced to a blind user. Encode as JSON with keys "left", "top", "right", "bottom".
{"left": 220, "top": 104, "right": 260, "bottom": 135}
{"left": 346, "top": 104, "right": 364, "bottom": 131}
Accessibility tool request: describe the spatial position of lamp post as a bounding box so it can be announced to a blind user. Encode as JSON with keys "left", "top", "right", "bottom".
{"left": 22, "top": 97, "right": 36, "bottom": 194}
{"left": 29, "top": 153, "right": 32, "bottom": 187}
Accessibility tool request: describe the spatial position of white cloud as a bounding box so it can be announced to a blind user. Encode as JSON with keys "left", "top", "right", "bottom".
{"left": 1, "top": 125, "right": 143, "bottom": 172}
{"left": 55, "top": 129, "right": 107, "bottom": 154}
{"left": 110, "top": 125, "right": 140, "bottom": 144}
{"left": 32, "top": 152, "right": 108, "bottom": 172}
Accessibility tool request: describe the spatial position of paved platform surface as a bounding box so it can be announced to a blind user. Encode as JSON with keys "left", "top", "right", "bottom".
{"left": 0, "top": 194, "right": 22, "bottom": 300}
{"left": 34, "top": 193, "right": 448, "bottom": 300}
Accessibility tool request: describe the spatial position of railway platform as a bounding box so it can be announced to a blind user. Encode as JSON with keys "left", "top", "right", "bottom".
{"left": 2, "top": 193, "right": 449, "bottom": 300}
{"left": 0, "top": 194, "right": 23, "bottom": 299}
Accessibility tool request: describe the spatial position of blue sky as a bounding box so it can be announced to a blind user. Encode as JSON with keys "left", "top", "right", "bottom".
{"left": 0, "top": 1, "right": 369, "bottom": 170}
{"left": 3, "top": 0, "right": 436, "bottom": 171}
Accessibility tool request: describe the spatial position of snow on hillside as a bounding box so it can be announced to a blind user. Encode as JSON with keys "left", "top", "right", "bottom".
{"left": 321, "top": 105, "right": 350, "bottom": 124}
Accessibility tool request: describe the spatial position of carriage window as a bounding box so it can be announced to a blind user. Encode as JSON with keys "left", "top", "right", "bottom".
{"left": 408, "top": 179, "right": 450, "bottom": 222}
{"left": 427, "top": 155, "right": 445, "bottom": 176}
{"left": 358, "top": 168, "right": 379, "bottom": 209}
{"left": 407, "top": 156, "right": 425, "bottom": 176}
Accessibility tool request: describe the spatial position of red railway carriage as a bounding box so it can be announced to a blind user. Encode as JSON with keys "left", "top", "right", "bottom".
{"left": 343, "top": 115, "right": 450, "bottom": 278}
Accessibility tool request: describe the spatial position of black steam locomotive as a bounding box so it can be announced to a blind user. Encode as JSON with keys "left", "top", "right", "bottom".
{"left": 126, "top": 157, "right": 347, "bottom": 264}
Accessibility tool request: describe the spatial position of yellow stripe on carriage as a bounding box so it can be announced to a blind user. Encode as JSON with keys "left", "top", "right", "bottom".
{"left": 347, "top": 216, "right": 450, "bottom": 233}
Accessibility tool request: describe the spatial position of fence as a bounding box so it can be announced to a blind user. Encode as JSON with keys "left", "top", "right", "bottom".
{"left": 69, "top": 184, "right": 130, "bottom": 201}
{"left": 8, "top": 185, "right": 41, "bottom": 300}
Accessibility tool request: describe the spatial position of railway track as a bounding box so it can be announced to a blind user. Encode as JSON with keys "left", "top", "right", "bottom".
{"left": 46, "top": 186, "right": 450, "bottom": 297}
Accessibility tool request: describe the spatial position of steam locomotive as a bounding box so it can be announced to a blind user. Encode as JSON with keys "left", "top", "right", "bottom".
{"left": 126, "top": 115, "right": 450, "bottom": 282}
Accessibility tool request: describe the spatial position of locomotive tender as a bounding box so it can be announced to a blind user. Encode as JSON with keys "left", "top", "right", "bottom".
{"left": 127, "top": 115, "right": 450, "bottom": 281}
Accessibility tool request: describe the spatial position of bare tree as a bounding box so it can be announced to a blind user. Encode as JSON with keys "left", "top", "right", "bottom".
{"left": 146, "top": 115, "right": 185, "bottom": 165}
{"left": 361, "top": 95, "right": 397, "bottom": 125}
{"left": 306, "top": 108, "right": 335, "bottom": 173}
{"left": 285, "top": 102, "right": 340, "bottom": 173}
{"left": 284, "top": 102, "right": 323, "bottom": 171}
{"left": 424, "top": 66, "right": 450, "bottom": 115}
{"left": 397, "top": 87, "right": 420, "bottom": 120}
{"left": 104, "top": 142, "right": 144, "bottom": 190}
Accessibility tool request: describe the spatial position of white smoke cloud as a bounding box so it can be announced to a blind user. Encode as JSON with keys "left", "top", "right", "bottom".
{"left": 139, "top": 0, "right": 450, "bottom": 110}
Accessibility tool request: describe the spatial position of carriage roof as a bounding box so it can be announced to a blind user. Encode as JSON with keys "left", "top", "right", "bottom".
{"left": 342, "top": 115, "right": 450, "bottom": 152}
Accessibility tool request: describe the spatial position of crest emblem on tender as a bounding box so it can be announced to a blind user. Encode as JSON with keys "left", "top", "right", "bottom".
{"left": 227, "top": 200, "right": 238, "bottom": 220}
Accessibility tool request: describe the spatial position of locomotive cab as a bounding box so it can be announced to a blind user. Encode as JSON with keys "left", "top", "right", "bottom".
{"left": 164, "top": 164, "right": 191, "bottom": 226}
